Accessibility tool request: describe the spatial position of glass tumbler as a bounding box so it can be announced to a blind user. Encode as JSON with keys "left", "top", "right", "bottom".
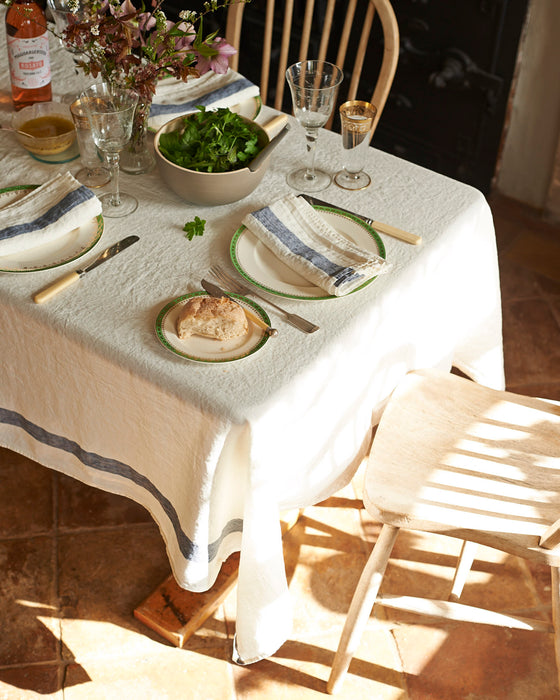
{"left": 70, "top": 98, "right": 111, "bottom": 188}
{"left": 334, "top": 100, "right": 377, "bottom": 190}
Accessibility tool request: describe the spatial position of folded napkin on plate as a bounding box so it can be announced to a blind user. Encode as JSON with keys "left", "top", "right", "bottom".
{"left": 149, "top": 69, "right": 260, "bottom": 130}
{"left": 241, "top": 194, "right": 391, "bottom": 296}
{"left": 0, "top": 172, "right": 102, "bottom": 257}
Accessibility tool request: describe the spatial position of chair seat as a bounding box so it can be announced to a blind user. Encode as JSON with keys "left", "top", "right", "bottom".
{"left": 364, "top": 370, "right": 560, "bottom": 565}
{"left": 327, "top": 369, "right": 560, "bottom": 695}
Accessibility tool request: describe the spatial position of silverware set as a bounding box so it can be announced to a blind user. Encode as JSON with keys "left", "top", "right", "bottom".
{"left": 298, "top": 194, "right": 422, "bottom": 246}
{"left": 209, "top": 265, "right": 320, "bottom": 334}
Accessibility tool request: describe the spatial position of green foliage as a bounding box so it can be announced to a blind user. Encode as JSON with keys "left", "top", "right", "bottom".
{"left": 158, "top": 107, "right": 263, "bottom": 173}
{"left": 183, "top": 216, "right": 206, "bottom": 240}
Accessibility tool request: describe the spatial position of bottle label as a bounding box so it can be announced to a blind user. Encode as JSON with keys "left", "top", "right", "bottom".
{"left": 7, "top": 34, "right": 51, "bottom": 89}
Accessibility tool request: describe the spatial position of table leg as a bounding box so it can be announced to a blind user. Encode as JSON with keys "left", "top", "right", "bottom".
{"left": 134, "top": 508, "right": 303, "bottom": 647}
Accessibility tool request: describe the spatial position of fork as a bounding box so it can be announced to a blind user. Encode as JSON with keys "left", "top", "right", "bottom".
{"left": 210, "top": 265, "right": 320, "bottom": 334}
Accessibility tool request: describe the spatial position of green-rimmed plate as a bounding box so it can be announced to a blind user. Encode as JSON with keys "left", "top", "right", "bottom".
{"left": 0, "top": 185, "right": 104, "bottom": 273}
{"left": 229, "top": 205, "right": 386, "bottom": 300}
{"left": 155, "top": 291, "right": 271, "bottom": 363}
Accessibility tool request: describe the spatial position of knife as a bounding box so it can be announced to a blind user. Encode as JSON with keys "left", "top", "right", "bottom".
{"left": 201, "top": 279, "right": 278, "bottom": 337}
{"left": 299, "top": 194, "right": 422, "bottom": 245}
{"left": 32, "top": 235, "right": 140, "bottom": 304}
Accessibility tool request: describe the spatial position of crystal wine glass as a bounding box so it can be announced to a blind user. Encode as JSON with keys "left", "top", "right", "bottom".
{"left": 46, "top": 0, "right": 85, "bottom": 72}
{"left": 47, "top": 0, "right": 97, "bottom": 103}
{"left": 80, "top": 84, "right": 138, "bottom": 218}
{"left": 285, "top": 60, "right": 344, "bottom": 192}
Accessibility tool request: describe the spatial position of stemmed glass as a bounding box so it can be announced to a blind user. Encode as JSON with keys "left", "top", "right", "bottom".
{"left": 80, "top": 84, "right": 139, "bottom": 218}
{"left": 285, "top": 60, "right": 344, "bottom": 192}
{"left": 46, "top": 0, "right": 86, "bottom": 73}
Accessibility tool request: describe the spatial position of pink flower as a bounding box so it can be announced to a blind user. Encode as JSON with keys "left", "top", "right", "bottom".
{"left": 196, "top": 38, "right": 236, "bottom": 75}
{"left": 173, "top": 21, "right": 195, "bottom": 52}
{"left": 110, "top": 1, "right": 156, "bottom": 42}
{"left": 137, "top": 12, "right": 156, "bottom": 33}
{"left": 112, "top": 0, "right": 135, "bottom": 18}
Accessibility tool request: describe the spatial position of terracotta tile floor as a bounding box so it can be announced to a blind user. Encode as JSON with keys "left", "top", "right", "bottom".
{"left": 1, "top": 193, "right": 559, "bottom": 699}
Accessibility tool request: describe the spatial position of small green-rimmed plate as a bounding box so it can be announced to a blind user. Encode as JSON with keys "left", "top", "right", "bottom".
{"left": 230, "top": 205, "right": 386, "bottom": 300}
{"left": 155, "top": 291, "right": 271, "bottom": 363}
{"left": 0, "top": 185, "right": 104, "bottom": 273}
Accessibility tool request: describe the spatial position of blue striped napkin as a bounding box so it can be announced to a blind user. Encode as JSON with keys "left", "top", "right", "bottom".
{"left": 241, "top": 194, "right": 391, "bottom": 296}
{"left": 0, "top": 172, "right": 102, "bottom": 257}
{"left": 149, "top": 69, "right": 260, "bottom": 131}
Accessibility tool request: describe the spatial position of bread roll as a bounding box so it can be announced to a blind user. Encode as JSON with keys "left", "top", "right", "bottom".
{"left": 176, "top": 295, "right": 248, "bottom": 340}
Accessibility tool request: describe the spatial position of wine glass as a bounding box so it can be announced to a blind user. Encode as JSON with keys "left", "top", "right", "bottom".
{"left": 47, "top": 0, "right": 97, "bottom": 103}
{"left": 46, "top": 0, "right": 85, "bottom": 72}
{"left": 285, "top": 60, "right": 344, "bottom": 192}
{"left": 80, "top": 84, "right": 139, "bottom": 218}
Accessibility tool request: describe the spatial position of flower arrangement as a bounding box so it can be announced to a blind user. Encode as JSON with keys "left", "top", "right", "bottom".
{"left": 53, "top": 0, "right": 246, "bottom": 172}
{"left": 61, "top": 0, "right": 241, "bottom": 105}
{"left": 1, "top": 0, "right": 246, "bottom": 172}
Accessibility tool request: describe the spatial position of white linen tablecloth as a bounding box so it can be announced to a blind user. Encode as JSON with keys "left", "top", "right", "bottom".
{"left": 0, "top": 29, "right": 504, "bottom": 664}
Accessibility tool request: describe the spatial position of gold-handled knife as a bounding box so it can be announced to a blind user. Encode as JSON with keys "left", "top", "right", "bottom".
{"left": 32, "top": 235, "right": 140, "bottom": 304}
{"left": 201, "top": 279, "right": 278, "bottom": 337}
{"left": 299, "top": 194, "right": 422, "bottom": 245}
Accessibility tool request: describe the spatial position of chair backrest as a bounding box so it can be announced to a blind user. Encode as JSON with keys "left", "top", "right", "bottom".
{"left": 225, "top": 0, "right": 399, "bottom": 134}
{"left": 365, "top": 370, "right": 560, "bottom": 562}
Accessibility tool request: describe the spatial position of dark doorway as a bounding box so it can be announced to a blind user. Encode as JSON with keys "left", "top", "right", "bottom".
{"left": 163, "top": 0, "right": 530, "bottom": 194}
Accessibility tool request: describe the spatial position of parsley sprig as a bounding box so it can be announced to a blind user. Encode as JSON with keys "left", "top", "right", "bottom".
{"left": 183, "top": 216, "right": 206, "bottom": 240}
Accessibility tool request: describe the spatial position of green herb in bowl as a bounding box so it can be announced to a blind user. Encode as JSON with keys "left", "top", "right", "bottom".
{"left": 158, "top": 107, "right": 264, "bottom": 173}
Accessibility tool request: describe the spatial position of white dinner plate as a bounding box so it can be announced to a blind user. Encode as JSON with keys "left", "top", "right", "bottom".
{"left": 155, "top": 291, "right": 271, "bottom": 363}
{"left": 0, "top": 185, "right": 104, "bottom": 273}
{"left": 230, "top": 205, "right": 386, "bottom": 300}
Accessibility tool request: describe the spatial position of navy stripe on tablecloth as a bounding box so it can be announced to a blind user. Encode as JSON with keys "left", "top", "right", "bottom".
{"left": 0, "top": 407, "right": 242, "bottom": 564}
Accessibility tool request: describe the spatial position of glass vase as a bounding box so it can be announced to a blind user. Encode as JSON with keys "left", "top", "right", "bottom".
{"left": 120, "top": 100, "right": 156, "bottom": 175}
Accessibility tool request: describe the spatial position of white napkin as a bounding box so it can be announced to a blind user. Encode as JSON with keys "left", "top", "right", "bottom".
{"left": 0, "top": 172, "right": 102, "bottom": 257}
{"left": 241, "top": 194, "right": 392, "bottom": 296}
{"left": 149, "top": 69, "right": 260, "bottom": 131}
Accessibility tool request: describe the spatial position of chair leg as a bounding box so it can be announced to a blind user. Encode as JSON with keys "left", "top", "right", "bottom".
{"left": 552, "top": 566, "right": 560, "bottom": 692}
{"left": 327, "top": 524, "right": 399, "bottom": 695}
{"left": 448, "top": 540, "right": 478, "bottom": 602}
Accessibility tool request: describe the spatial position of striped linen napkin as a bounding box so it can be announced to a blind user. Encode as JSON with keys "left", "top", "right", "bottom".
{"left": 0, "top": 172, "right": 102, "bottom": 257}
{"left": 241, "top": 194, "right": 391, "bottom": 296}
{"left": 149, "top": 69, "right": 260, "bottom": 131}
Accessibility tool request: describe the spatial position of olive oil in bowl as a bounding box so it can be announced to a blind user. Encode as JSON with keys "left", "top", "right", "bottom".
{"left": 15, "top": 111, "right": 76, "bottom": 155}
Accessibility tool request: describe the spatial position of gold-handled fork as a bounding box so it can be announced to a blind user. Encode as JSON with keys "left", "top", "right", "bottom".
{"left": 210, "top": 265, "right": 320, "bottom": 334}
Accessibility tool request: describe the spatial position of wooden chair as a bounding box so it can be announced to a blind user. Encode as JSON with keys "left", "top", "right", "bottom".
{"left": 225, "top": 0, "right": 399, "bottom": 134}
{"left": 327, "top": 369, "right": 560, "bottom": 694}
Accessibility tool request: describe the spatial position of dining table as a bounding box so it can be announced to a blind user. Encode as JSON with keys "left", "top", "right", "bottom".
{"left": 0, "top": 26, "right": 505, "bottom": 665}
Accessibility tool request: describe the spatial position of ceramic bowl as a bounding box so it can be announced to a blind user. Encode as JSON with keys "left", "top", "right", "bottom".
{"left": 13, "top": 101, "right": 76, "bottom": 157}
{"left": 154, "top": 114, "right": 271, "bottom": 206}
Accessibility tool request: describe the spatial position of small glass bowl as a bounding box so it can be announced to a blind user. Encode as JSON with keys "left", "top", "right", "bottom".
{"left": 13, "top": 102, "right": 76, "bottom": 157}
